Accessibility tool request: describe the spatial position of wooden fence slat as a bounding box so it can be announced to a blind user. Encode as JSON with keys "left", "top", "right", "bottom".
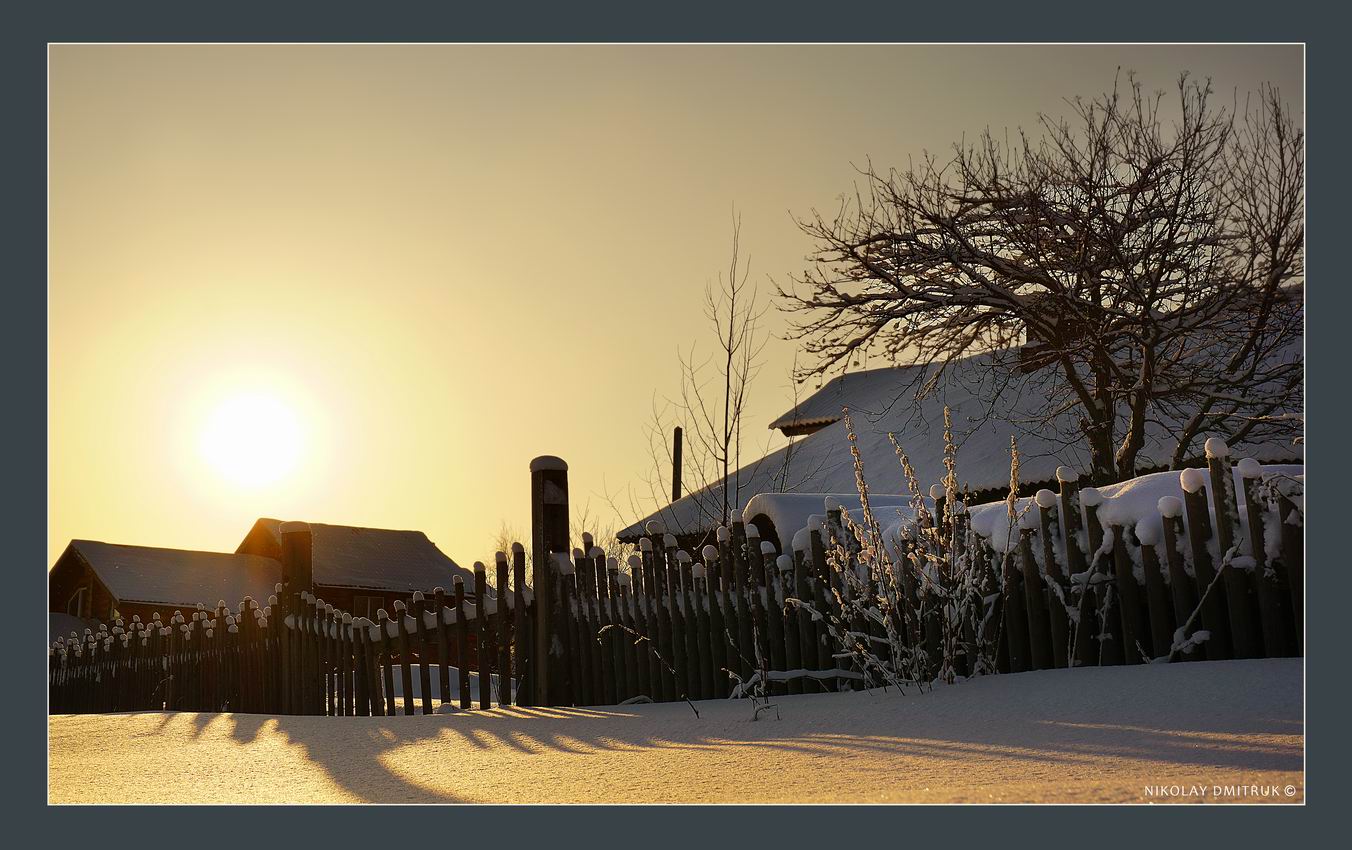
{"left": 1109, "top": 526, "right": 1145, "bottom": 664}
{"left": 497, "top": 553, "right": 513, "bottom": 707}
{"left": 1182, "top": 475, "right": 1231, "bottom": 660}
{"left": 475, "top": 563, "right": 493, "bottom": 711}
{"left": 1018, "top": 526, "right": 1052, "bottom": 670}
{"left": 1159, "top": 507, "right": 1199, "bottom": 660}
{"left": 560, "top": 557, "right": 583, "bottom": 707}
{"left": 1036, "top": 496, "right": 1070, "bottom": 669}
{"left": 454, "top": 578, "right": 471, "bottom": 710}
{"left": 413, "top": 592, "right": 434, "bottom": 715}
{"left": 433, "top": 588, "right": 451, "bottom": 711}
{"left": 628, "top": 554, "right": 653, "bottom": 700}
{"left": 607, "top": 557, "right": 633, "bottom": 702}
{"left": 1207, "top": 449, "right": 1259, "bottom": 659}
{"left": 806, "top": 527, "right": 837, "bottom": 691}
{"left": 776, "top": 554, "right": 802, "bottom": 694}
{"left": 512, "top": 546, "right": 532, "bottom": 707}
{"left": 1278, "top": 494, "right": 1303, "bottom": 654}
{"left": 1239, "top": 467, "right": 1287, "bottom": 657}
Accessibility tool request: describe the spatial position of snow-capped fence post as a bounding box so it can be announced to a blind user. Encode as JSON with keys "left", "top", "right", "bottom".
{"left": 629, "top": 554, "right": 654, "bottom": 699}
{"left": 1057, "top": 470, "right": 1097, "bottom": 668}
{"left": 1237, "top": 460, "right": 1288, "bottom": 657}
{"left": 412, "top": 593, "right": 433, "bottom": 715}
{"left": 592, "top": 550, "right": 617, "bottom": 704}
{"left": 376, "top": 609, "right": 398, "bottom": 716}
{"left": 806, "top": 525, "right": 837, "bottom": 691}
{"left": 618, "top": 570, "right": 642, "bottom": 701}
{"left": 762, "top": 542, "right": 788, "bottom": 696}
{"left": 646, "top": 539, "right": 675, "bottom": 701}
{"left": 745, "top": 526, "right": 772, "bottom": 690}
{"left": 731, "top": 518, "right": 757, "bottom": 685}
{"left": 678, "top": 549, "right": 702, "bottom": 699}
{"left": 496, "top": 554, "right": 513, "bottom": 707}
{"left": 1181, "top": 470, "right": 1231, "bottom": 660}
{"left": 662, "top": 537, "right": 689, "bottom": 702}
{"left": 475, "top": 563, "right": 494, "bottom": 711}
{"left": 609, "top": 556, "right": 634, "bottom": 702}
{"left": 1017, "top": 524, "right": 1052, "bottom": 670}
{"left": 1000, "top": 538, "right": 1031, "bottom": 674}
{"left": 359, "top": 619, "right": 381, "bottom": 716}
{"left": 1157, "top": 502, "right": 1199, "bottom": 661}
{"left": 1035, "top": 492, "right": 1070, "bottom": 669}
{"left": 714, "top": 527, "right": 740, "bottom": 693}
{"left": 433, "top": 587, "right": 451, "bottom": 710}
{"left": 572, "top": 550, "right": 595, "bottom": 706}
{"left": 665, "top": 540, "right": 690, "bottom": 702}
{"left": 453, "top": 578, "right": 471, "bottom": 710}
{"left": 693, "top": 558, "right": 716, "bottom": 700}
{"left": 511, "top": 545, "right": 532, "bottom": 708}
{"left": 1109, "top": 527, "right": 1145, "bottom": 664}
{"left": 1206, "top": 440, "right": 1259, "bottom": 659}
{"left": 392, "top": 600, "right": 411, "bottom": 713}
{"left": 703, "top": 546, "right": 728, "bottom": 697}
{"left": 277, "top": 594, "right": 291, "bottom": 714}
{"left": 351, "top": 618, "right": 369, "bottom": 715}
{"left": 1134, "top": 522, "right": 1175, "bottom": 660}
{"left": 1277, "top": 493, "right": 1303, "bottom": 654}
{"left": 776, "top": 554, "right": 802, "bottom": 695}
{"left": 791, "top": 548, "right": 818, "bottom": 692}
{"left": 529, "top": 456, "right": 570, "bottom": 707}
{"left": 557, "top": 553, "right": 580, "bottom": 707}
{"left": 1082, "top": 493, "right": 1123, "bottom": 666}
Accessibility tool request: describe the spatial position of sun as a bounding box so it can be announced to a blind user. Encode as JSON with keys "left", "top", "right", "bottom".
{"left": 198, "top": 392, "right": 304, "bottom": 489}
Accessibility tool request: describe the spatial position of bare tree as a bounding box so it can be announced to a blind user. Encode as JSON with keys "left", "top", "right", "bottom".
{"left": 633, "top": 215, "right": 773, "bottom": 532}
{"left": 779, "top": 74, "right": 1303, "bottom": 484}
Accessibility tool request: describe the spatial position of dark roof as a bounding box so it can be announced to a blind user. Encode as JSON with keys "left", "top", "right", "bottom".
{"left": 240, "top": 519, "right": 471, "bottom": 592}
{"left": 49, "top": 612, "right": 93, "bottom": 643}
{"left": 66, "top": 540, "right": 281, "bottom": 608}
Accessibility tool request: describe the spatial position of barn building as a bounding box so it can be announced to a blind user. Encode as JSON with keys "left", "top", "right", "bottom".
{"left": 49, "top": 519, "right": 472, "bottom": 632}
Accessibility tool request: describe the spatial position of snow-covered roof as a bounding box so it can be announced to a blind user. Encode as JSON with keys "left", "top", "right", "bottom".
{"left": 768, "top": 364, "right": 927, "bottom": 433}
{"left": 67, "top": 540, "right": 282, "bottom": 608}
{"left": 240, "top": 519, "right": 472, "bottom": 592}
{"left": 621, "top": 347, "right": 1302, "bottom": 543}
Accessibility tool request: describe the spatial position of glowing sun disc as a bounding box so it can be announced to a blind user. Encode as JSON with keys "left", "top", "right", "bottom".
{"left": 198, "top": 393, "right": 303, "bottom": 488}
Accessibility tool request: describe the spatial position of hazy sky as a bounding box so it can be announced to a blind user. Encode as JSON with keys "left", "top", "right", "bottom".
{"left": 49, "top": 44, "right": 1302, "bottom": 567}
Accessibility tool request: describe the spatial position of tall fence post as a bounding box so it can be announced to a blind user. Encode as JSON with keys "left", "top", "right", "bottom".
{"left": 530, "top": 456, "right": 570, "bottom": 706}
{"left": 1206, "top": 439, "right": 1259, "bottom": 659}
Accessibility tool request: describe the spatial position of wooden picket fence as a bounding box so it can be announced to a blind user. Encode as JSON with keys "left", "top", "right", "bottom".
{"left": 511, "top": 447, "right": 1305, "bottom": 707}
{"left": 49, "top": 551, "right": 537, "bottom": 715}
{"left": 965, "top": 451, "right": 1305, "bottom": 672}
{"left": 50, "top": 448, "right": 1305, "bottom": 715}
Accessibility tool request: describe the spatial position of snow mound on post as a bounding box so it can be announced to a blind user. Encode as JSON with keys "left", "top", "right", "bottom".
{"left": 1056, "top": 466, "right": 1079, "bottom": 484}
{"left": 1157, "top": 496, "right": 1183, "bottom": 518}
{"left": 701, "top": 545, "right": 718, "bottom": 562}
{"left": 1034, "top": 489, "right": 1057, "bottom": 509}
{"left": 1204, "top": 438, "right": 1230, "bottom": 459}
{"left": 1180, "top": 468, "right": 1207, "bottom": 494}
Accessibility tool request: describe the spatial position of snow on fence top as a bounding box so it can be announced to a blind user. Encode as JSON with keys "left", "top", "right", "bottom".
{"left": 963, "top": 464, "right": 1302, "bottom": 555}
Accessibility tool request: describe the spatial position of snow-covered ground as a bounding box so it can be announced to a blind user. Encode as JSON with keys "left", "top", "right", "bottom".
{"left": 49, "top": 659, "right": 1302, "bottom": 804}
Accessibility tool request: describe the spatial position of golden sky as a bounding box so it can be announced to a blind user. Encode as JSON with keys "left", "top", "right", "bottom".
{"left": 48, "top": 44, "right": 1302, "bottom": 568}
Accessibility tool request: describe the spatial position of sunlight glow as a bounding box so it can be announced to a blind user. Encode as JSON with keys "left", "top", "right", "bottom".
{"left": 198, "top": 392, "right": 304, "bottom": 489}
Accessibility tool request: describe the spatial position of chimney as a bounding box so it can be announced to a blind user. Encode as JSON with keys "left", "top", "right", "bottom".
{"left": 279, "top": 521, "right": 313, "bottom": 592}
{"left": 671, "top": 426, "right": 684, "bottom": 502}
